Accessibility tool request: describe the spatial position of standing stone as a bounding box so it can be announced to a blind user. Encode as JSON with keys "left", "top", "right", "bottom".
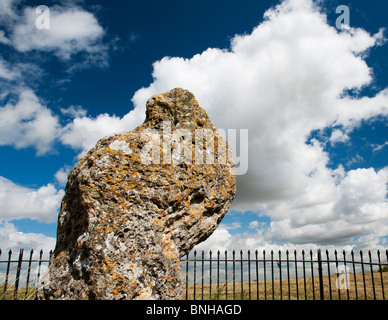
{"left": 37, "top": 88, "right": 236, "bottom": 300}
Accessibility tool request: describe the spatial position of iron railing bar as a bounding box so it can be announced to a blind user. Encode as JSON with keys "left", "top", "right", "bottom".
{"left": 248, "top": 250, "right": 251, "bottom": 300}
{"left": 209, "top": 251, "right": 212, "bottom": 300}
{"left": 342, "top": 250, "right": 349, "bottom": 300}
{"left": 255, "top": 250, "right": 259, "bottom": 301}
{"left": 3, "top": 250, "right": 12, "bottom": 296}
{"left": 13, "top": 249, "right": 24, "bottom": 300}
{"left": 294, "top": 250, "right": 299, "bottom": 300}
{"left": 225, "top": 250, "right": 228, "bottom": 300}
{"left": 317, "top": 249, "right": 324, "bottom": 301}
{"left": 377, "top": 250, "right": 385, "bottom": 300}
{"left": 34, "top": 249, "right": 44, "bottom": 299}
{"left": 278, "top": 251, "right": 283, "bottom": 300}
{"left": 240, "top": 250, "right": 243, "bottom": 300}
{"left": 24, "top": 249, "right": 34, "bottom": 299}
{"left": 185, "top": 253, "right": 189, "bottom": 300}
{"left": 217, "top": 250, "right": 220, "bottom": 297}
{"left": 263, "top": 250, "right": 267, "bottom": 300}
{"left": 201, "top": 250, "right": 204, "bottom": 300}
{"left": 360, "top": 250, "right": 367, "bottom": 300}
{"left": 351, "top": 250, "right": 358, "bottom": 300}
{"left": 193, "top": 250, "right": 197, "bottom": 301}
{"left": 286, "top": 250, "right": 290, "bottom": 300}
{"left": 368, "top": 250, "right": 376, "bottom": 300}
{"left": 326, "top": 250, "right": 332, "bottom": 300}
{"left": 302, "top": 250, "right": 307, "bottom": 300}
{"left": 334, "top": 250, "right": 341, "bottom": 300}
{"left": 271, "top": 250, "right": 274, "bottom": 300}
{"left": 310, "top": 250, "right": 315, "bottom": 300}
{"left": 232, "top": 250, "right": 236, "bottom": 300}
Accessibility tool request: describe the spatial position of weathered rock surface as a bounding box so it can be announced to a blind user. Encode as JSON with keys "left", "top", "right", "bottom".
{"left": 37, "top": 88, "right": 236, "bottom": 300}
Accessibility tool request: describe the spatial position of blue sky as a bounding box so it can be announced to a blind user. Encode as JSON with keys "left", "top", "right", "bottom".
{"left": 0, "top": 0, "right": 387, "bottom": 253}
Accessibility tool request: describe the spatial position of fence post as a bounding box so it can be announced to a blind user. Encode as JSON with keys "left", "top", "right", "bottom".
{"left": 368, "top": 250, "right": 376, "bottom": 300}
{"left": 14, "top": 248, "right": 24, "bottom": 300}
{"left": 271, "top": 250, "right": 274, "bottom": 300}
{"left": 248, "top": 250, "right": 251, "bottom": 300}
{"left": 294, "top": 250, "right": 299, "bottom": 300}
{"left": 317, "top": 249, "right": 324, "bottom": 301}
{"left": 310, "top": 250, "right": 316, "bottom": 300}
{"left": 225, "top": 250, "right": 228, "bottom": 300}
{"left": 201, "top": 250, "right": 204, "bottom": 300}
{"left": 209, "top": 251, "right": 212, "bottom": 300}
{"left": 278, "top": 250, "right": 282, "bottom": 300}
{"left": 217, "top": 250, "right": 220, "bottom": 296}
{"left": 240, "top": 250, "right": 243, "bottom": 300}
{"left": 3, "top": 250, "right": 12, "bottom": 296}
{"left": 232, "top": 250, "right": 236, "bottom": 300}
{"left": 377, "top": 250, "right": 385, "bottom": 300}
{"left": 351, "top": 250, "right": 358, "bottom": 300}
{"left": 25, "top": 249, "right": 34, "bottom": 299}
{"left": 302, "top": 250, "right": 307, "bottom": 300}
{"left": 185, "top": 253, "right": 189, "bottom": 300}
{"left": 193, "top": 250, "right": 197, "bottom": 300}
{"left": 263, "top": 250, "right": 267, "bottom": 300}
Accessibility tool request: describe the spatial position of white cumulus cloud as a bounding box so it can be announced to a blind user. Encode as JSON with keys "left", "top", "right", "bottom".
{"left": 11, "top": 5, "right": 106, "bottom": 62}
{"left": 0, "top": 221, "right": 55, "bottom": 254}
{"left": 0, "top": 176, "right": 64, "bottom": 223}
{"left": 0, "top": 1, "right": 109, "bottom": 69}
{"left": 0, "top": 0, "right": 387, "bottom": 251}
{"left": 125, "top": 0, "right": 388, "bottom": 248}
{"left": 0, "top": 89, "right": 60, "bottom": 155}
{"left": 59, "top": 107, "right": 146, "bottom": 158}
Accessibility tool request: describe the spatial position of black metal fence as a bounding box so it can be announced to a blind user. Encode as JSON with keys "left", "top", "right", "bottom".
{"left": 0, "top": 249, "right": 52, "bottom": 300}
{"left": 180, "top": 249, "right": 388, "bottom": 300}
{"left": 1, "top": 248, "right": 387, "bottom": 300}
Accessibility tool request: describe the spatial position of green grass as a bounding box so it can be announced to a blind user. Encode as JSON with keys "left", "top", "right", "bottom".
{"left": 1, "top": 284, "right": 37, "bottom": 300}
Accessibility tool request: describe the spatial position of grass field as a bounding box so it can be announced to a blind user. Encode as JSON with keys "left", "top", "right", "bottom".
{"left": 1, "top": 285, "right": 37, "bottom": 300}
{"left": 184, "top": 270, "right": 388, "bottom": 300}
